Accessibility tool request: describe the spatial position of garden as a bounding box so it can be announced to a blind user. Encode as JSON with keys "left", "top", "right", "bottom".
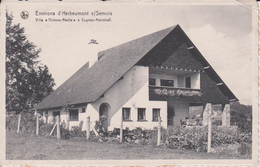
{"left": 6, "top": 112, "right": 252, "bottom": 160}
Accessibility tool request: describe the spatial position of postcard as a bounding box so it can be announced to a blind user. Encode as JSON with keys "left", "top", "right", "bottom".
{"left": 0, "top": 0, "right": 258, "bottom": 166}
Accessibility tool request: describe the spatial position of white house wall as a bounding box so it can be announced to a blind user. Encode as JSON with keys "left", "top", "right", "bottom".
{"left": 83, "top": 104, "right": 99, "bottom": 131}
{"left": 177, "top": 76, "right": 185, "bottom": 88}
{"left": 89, "top": 65, "right": 167, "bottom": 130}
{"left": 110, "top": 83, "right": 167, "bottom": 130}
{"left": 47, "top": 106, "right": 89, "bottom": 130}
{"left": 188, "top": 73, "right": 200, "bottom": 89}
{"left": 177, "top": 73, "right": 200, "bottom": 89}
{"left": 60, "top": 109, "right": 66, "bottom": 124}
{"left": 90, "top": 65, "right": 149, "bottom": 128}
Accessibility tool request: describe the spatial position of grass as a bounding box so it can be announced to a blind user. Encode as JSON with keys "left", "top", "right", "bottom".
{"left": 6, "top": 131, "right": 251, "bottom": 160}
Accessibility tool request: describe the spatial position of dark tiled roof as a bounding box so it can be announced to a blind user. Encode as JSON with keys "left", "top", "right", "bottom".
{"left": 35, "top": 26, "right": 176, "bottom": 110}
{"left": 36, "top": 25, "right": 238, "bottom": 110}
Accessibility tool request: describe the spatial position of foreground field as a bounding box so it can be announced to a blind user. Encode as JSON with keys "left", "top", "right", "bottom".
{"left": 6, "top": 132, "right": 251, "bottom": 160}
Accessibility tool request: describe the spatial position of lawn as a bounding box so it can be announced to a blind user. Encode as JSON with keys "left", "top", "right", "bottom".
{"left": 6, "top": 131, "right": 250, "bottom": 160}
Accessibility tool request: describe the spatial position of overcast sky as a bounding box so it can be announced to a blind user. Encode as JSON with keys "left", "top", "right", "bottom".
{"left": 6, "top": 2, "right": 254, "bottom": 105}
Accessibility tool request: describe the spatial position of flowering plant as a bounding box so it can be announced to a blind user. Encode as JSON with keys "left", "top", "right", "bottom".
{"left": 154, "top": 88, "right": 203, "bottom": 97}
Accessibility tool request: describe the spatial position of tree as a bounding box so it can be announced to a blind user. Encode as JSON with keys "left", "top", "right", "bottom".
{"left": 230, "top": 102, "right": 252, "bottom": 133}
{"left": 6, "top": 11, "right": 55, "bottom": 114}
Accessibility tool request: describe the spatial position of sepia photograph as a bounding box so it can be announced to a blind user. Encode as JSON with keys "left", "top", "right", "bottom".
{"left": 1, "top": 0, "right": 258, "bottom": 166}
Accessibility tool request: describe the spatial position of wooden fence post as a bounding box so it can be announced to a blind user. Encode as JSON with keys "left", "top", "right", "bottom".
{"left": 120, "top": 115, "right": 123, "bottom": 143}
{"left": 207, "top": 103, "right": 212, "bottom": 153}
{"left": 36, "top": 112, "right": 39, "bottom": 135}
{"left": 66, "top": 114, "right": 70, "bottom": 130}
{"left": 86, "top": 116, "right": 90, "bottom": 140}
{"left": 17, "top": 113, "right": 21, "bottom": 133}
{"left": 207, "top": 116, "right": 212, "bottom": 153}
{"left": 157, "top": 116, "right": 161, "bottom": 146}
{"left": 56, "top": 116, "right": 61, "bottom": 139}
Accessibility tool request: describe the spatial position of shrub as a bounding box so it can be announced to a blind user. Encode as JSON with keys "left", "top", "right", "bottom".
{"left": 230, "top": 102, "right": 252, "bottom": 133}
{"left": 167, "top": 126, "right": 208, "bottom": 152}
{"left": 212, "top": 120, "right": 222, "bottom": 126}
{"left": 211, "top": 126, "right": 252, "bottom": 147}
{"left": 70, "top": 126, "right": 86, "bottom": 137}
{"left": 166, "top": 125, "right": 252, "bottom": 152}
{"left": 39, "top": 123, "right": 55, "bottom": 136}
{"left": 237, "top": 143, "right": 252, "bottom": 155}
{"left": 211, "top": 126, "right": 237, "bottom": 146}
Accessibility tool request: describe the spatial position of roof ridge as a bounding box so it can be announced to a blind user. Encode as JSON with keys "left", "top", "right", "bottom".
{"left": 98, "top": 25, "right": 178, "bottom": 60}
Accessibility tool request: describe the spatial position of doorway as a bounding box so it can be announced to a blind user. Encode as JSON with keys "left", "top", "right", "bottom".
{"left": 99, "top": 103, "right": 110, "bottom": 131}
{"left": 167, "top": 105, "right": 175, "bottom": 126}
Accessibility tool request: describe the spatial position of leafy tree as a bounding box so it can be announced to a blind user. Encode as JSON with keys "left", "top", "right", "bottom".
{"left": 6, "top": 11, "right": 55, "bottom": 114}
{"left": 230, "top": 102, "right": 252, "bottom": 133}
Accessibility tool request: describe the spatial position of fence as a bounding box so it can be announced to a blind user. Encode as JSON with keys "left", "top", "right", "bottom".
{"left": 6, "top": 112, "right": 250, "bottom": 154}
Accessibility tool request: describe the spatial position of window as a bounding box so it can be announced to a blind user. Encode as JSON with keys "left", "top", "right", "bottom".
{"left": 45, "top": 111, "right": 48, "bottom": 116}
{"left": 138, "top": 108, "right": 146, "bottom": 121}
{"left": 160, "top": 79, "right": 174, "bottom": 87}
{"left": 185, "top": 77, "right": 191, "bottom": 88}
{"left": 52, "top": 111, "right": 60, "bottom": 122}
{"left": 69, "top": 109, "right": 79, "bottom": 121}
{"left": 52, "top": 111, "right": 60, "bottom": 117}
{"left": 122, "top": 108, "right": 131, "bottom": 120}
{"left": 153, "top": 109, "right": 160, "bottom": 121}
{"left": 149, "top": 78, "right": 156, "bottom": 86}
{"left": 81, "top": 108, "right": 86, "bottom": 113}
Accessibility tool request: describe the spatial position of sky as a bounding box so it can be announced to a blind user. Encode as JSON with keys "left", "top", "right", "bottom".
{"left": 5, "top": 2, "right": 255, "bottom": 105}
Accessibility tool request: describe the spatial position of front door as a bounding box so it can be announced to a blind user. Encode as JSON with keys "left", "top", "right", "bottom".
{"left": 167, "top": 105, "right": 175, "bottom": 126}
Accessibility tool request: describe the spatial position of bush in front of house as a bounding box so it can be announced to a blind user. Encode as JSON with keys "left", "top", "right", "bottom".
{"left": 166, "top": 126, "right": 252, "bottom": 153}
{"left": 93, "top": 127, "right": 166, "bottom": 145}
{"left": 167, "top": 126, "right": 208, "bottom": 152}
{"left": 211, "top": 126, "right": 252, "bottom": 146}
{"left": 39, "top": 122, "right": 55, "bottom": 136}
{"left": 69, "top": 127, "right": 86, "bottom": 138}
